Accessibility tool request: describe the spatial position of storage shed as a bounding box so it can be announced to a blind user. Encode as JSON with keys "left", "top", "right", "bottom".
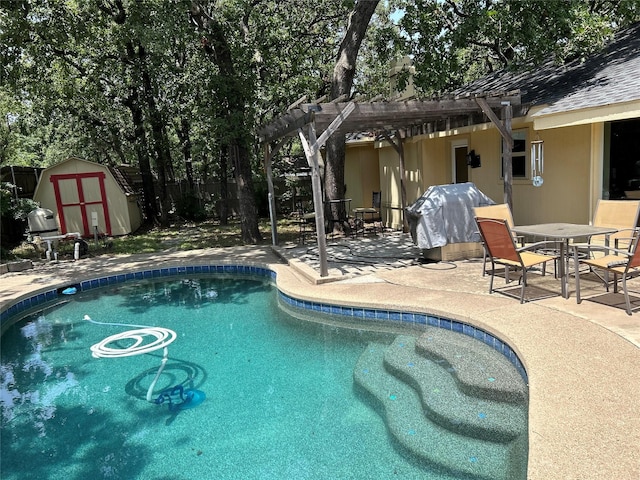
{"left": 33, "top": 157, "right": 142, "bottom": 237}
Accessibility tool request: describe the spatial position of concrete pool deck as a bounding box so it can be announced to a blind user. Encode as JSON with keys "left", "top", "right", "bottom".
{"left": 1, "top": 237, "right": 639, "bottom": 480}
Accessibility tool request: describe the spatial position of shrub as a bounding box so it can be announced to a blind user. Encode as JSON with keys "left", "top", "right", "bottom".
{"left": 175, "top": 191, "right": 207, "bottom": 221}
{"left": 1, "top": 182, "right": 39, "bottom": 255}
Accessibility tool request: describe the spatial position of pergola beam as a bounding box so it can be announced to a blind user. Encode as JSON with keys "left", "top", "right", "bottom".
{"left": 258, "top": 94, "right": 521, "bottom": 144}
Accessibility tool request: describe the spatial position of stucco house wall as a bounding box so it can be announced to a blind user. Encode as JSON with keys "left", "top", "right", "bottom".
{"left": 345, "top": 119, "right": 605, "bottom": 229}
{"left": 345, "top": 142, "right": 380, "bottom": 210}
{"left": 376, "top": 140, "right": 426, "bottom": 229}
{"left": 465, "top": 122, "right": 592, "bottom": 225}
{"left": 344, "top": 22, "right": 639, "bottom": 231}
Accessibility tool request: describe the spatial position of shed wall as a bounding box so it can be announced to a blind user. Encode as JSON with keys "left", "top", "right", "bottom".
{"left": 33, "top": 158, "right": 140, "bottom": 236}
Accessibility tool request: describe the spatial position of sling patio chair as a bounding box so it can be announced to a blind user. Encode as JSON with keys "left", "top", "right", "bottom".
{"left": 473, "top": 204, "right": 525, "bottom": 277}
{"left": 353, "top": 191, "right": 383, "bottom": 236}
{"left": 475, "top": 217, "right": 560, "bottom": 303}
{"left": 573, "top": 232, "right": 640, "bottom": 315}
{"left": 573, "top": 199, "right": 640, "bottom": 284}
{"left": 574, "top": 199, "right": 640, "bottom": 254}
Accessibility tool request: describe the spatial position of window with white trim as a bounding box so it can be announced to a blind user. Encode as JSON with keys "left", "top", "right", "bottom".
{"left": 501, "top": 130, "right": 527, "bottom": 178}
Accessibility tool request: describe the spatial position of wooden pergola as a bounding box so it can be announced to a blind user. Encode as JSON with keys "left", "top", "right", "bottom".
{"left": 258, "top": 91, "right": 523, "bottom": 277}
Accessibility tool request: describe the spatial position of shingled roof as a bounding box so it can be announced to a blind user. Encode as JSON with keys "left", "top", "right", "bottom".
{"left": 453, "top": 22, "right": 640, "bottom": 118}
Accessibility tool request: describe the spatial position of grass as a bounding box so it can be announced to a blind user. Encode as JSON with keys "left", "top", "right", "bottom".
{"left": 5, "top": 217, "right": 304, "bottom": 262}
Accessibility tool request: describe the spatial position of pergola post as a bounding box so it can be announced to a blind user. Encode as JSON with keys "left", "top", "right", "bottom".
{"left": 475, "top": 97, "right": 514, "bottom": 209}
{"left": 263, "top": 146, "right": 277, "bottom": 246}
{"left": 297, "top": 101, "right": 356, "bottom": 277}
{"left": 502, "top": 103, "right": 514, "bottom": 209}
{"left": 263, "top": 138, "right": 288, "bottom": 246}
{"left": 382, "top": 130, "right": 408, "bottom": 232}
{"left": 305, "top": 124, "right": 329, "bottom": 277}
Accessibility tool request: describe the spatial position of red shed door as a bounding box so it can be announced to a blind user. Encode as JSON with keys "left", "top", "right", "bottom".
{"left": 50, "top": 172, "right": 112, "bottom": 236}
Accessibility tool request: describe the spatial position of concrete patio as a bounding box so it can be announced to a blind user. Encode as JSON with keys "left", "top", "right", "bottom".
{"left": 1, "top": 233, "right": 639, "bottom": 479}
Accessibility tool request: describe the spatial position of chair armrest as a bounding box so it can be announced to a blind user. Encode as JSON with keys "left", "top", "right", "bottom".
{"left": 607, "top": 227, "right": 638, "bottom": 237}
{"left": 513, "top": 234, "right": 525, "bottom": 246}
{"left": 517, "top": 240, "right": 561, "bottom": 254}
{"left": 571, "top": 243, "right": 632, "bottom": 258}
{"left": 611, "top": 227, "right": 639, "bottom": 250}
{"left": 577, "top": 228, "right": 639, "bottom": 248}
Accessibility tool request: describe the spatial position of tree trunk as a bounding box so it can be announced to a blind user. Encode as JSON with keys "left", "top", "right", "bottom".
{"left": 176, "top": 117, "right": 194, "bottom": 190}
{"left": 231, "top": 141, "right": 261, "bottom": 241}
{"left": 218, "top": 146, "right": 229, "bottom": 225}
{"left": 124, "top": 89, "right": 157, "bottom": 223}
{"left": 325, "top": 0, "right": 379, "bottom": 232}
{"left": 139, "top": 42, "right": 172, "bottom": 225}
{"left": 189, "top": 3, "right": 261, "bottom": 243}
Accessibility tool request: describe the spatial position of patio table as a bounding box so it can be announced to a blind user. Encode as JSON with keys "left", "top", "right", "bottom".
{"left": 512, "top": 223, "right": 618, "bottom": 298}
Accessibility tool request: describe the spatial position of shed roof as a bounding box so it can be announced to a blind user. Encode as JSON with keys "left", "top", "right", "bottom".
{"left": 38, "top": 157, "right": 138, "bottom": 197}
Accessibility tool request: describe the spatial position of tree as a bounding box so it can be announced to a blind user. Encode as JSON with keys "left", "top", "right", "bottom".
{"left": 1, "top": 0, "right": 394, "bottom": 243}
{"left": 398, "top": 0, "right": 640, "bottom": 94}
{"left": 324, "top": 0, "right": 380, "bottom": 232}
{"left": 189, "top": 3, "right": 262, "bottom": 243}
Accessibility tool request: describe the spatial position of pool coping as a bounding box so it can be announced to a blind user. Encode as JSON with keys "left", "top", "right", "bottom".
{"left": 1, "top": 248, "right": 638, "bottom": 480}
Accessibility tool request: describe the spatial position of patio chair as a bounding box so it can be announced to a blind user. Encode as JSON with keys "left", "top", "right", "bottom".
{"left": 293, "top": 200, "right": 316, "bottom": 244}
{"left": 576, "top": 199, "right": 640, "bottom": 252}
{"left": 573, "top": 199, "right": 640, "bottom": 282}
{"left": 371, "top": 191, "right": 383, "bottom": 233}
{"left": 473, "top": 204, "right": 524, "bottom": 277}
{"left": 475, "top": 217, "right": 560, "bottom": 303}
{"left": 353, "top": 191, "right": 383, "bottom": 236}
{"left": 573, "top": 233, "right": 640, "bottom": 315}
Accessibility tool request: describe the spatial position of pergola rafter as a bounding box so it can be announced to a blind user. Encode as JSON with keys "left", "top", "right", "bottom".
{"left": 258, "top": 91, "right": 523, "bottom": 277}
{"left": 258, "top": 92, "right": 522, "bottom": 144}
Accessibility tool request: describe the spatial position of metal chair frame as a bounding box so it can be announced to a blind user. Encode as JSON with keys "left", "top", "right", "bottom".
{"left": 573, "top": 233, "right": 640, "bottom": 315}
{"left": 476, "top": 217, "right": 560, "bottom": 303}
{"left": 473, "top": 204, "right": 525, "bottom": 277}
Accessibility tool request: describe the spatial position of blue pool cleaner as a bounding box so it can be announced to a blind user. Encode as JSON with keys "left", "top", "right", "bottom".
{"left": 155, "top": 384, "right": 206, "bottom": 412}
{"left": 61, "top": 287, "right": 77, "bottom": 295}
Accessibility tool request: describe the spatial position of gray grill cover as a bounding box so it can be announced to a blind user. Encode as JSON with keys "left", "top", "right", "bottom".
{"left": 405, "top": 182, "right": 495, "bottom": 249}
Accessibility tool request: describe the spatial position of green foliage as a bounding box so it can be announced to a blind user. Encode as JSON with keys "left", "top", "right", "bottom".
{"left": 1, "top": 0, "right": 389, "bottom": 181}
{"left": 355, "top": 2, "right": 407, "bottom": 98}
{"left": 4, "top": 0, "right": 636, "bottom": 200}
{"left": 0, "top": 182, "right": 38, "bottom": 219}
{"left": 1, "top": 182, "right": 39, "bottom": 253}
{"left": 174, "top": 192, "right": 208, "bottom": 221}
{"left": 397, "top": 0, "right": 640, "bottom": 94}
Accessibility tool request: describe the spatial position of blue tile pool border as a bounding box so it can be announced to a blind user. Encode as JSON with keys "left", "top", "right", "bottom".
{"left": 277, "top": 290, "right": 528, "bottom": 383}
{"left": 0, "top": 264, "right": 526, "bottom": 382}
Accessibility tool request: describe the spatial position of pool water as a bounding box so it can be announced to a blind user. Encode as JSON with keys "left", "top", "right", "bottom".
{"left": 1, "top": 275, "right": 526, "bottom": 479}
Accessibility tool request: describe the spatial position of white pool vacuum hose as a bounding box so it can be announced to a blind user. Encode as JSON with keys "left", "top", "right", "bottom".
{"left": 85, "top": 315, "right": 177, "bottom": 402}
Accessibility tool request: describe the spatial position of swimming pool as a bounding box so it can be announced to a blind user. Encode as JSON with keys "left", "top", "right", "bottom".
{"left": 1, "top": 271, "right": 528, "bottom": 479}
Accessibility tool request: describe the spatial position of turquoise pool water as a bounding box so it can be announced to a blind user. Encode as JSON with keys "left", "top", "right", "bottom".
{"left": 1, "top": 275, "right": 527, "bottom": 479}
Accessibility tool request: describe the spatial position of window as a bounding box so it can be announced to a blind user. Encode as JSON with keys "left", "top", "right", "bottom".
{"left": 501, "top": 130, "right": 527, "bottom": 178}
